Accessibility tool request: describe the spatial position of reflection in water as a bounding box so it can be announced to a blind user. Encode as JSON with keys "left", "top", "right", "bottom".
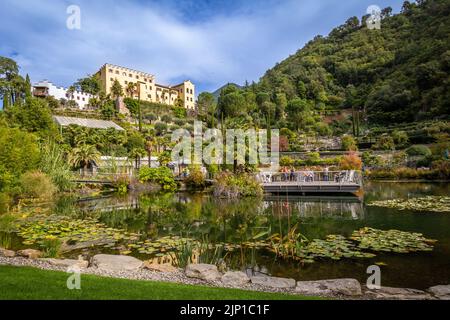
{"left": 48, "top": 181, "right": 450, "bottom": 289}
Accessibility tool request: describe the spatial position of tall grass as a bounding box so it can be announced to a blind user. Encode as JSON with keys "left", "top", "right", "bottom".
{"left": 39, "top": 140, "right": 73, "bottom": 192}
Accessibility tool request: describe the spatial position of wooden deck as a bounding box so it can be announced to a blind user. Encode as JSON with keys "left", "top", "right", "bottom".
{"left": 259, "top": 171, "right": 362, "bottom": 194}
{"left": 262, "top": 181, "right": 361, "bottom": 193}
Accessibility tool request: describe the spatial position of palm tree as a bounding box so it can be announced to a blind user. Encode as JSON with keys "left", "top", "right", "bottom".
{"left": 145, "top": 137, "right": 155, "bottom": 166}
{"left": 129, "top": 148, "right": 146, "bottom": 170}
{"left": 68, "top": 144, "right": 101, "bottom": 176}
{"left": 126, "top": 82, "right": 137, "bottom": 98}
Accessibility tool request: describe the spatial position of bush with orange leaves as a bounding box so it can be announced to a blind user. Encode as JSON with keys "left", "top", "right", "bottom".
{"left": 339, "top": 152, "right": 362, "bottom": 170}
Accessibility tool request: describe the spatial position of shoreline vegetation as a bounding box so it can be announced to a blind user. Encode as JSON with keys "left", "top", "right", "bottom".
{"left": 0, "top": 264, "right": 313, "bottom": 300}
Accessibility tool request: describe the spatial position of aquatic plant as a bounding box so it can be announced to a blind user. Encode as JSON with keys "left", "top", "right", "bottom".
{"left": 269, "top": 226, "right": 435, "bottom": 263}
{"left": 368, "top": 196, "right": 450, "bottom": 213}
{"left": 41, "top": 237, "right": 62, "bottom": 258}
{"left": 170, "top": 240, "right": 195, "bottom": 268}
{"left": 350, "top": 227, "right": 436, "bottom": 253}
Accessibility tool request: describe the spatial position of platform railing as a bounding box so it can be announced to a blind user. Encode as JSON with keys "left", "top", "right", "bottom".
{"left": 257, "top": 170, "right": 362, "bottom": 185}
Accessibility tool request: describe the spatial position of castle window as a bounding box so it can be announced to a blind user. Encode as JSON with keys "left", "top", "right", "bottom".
{"left": 129, "top": 73, "right": 132, "bottom": 77}
{"left": 115, "top": 70, "right": 119, "bottom": 74}
{"left": 109, "top": 69, "right": 113, "bottom": 73}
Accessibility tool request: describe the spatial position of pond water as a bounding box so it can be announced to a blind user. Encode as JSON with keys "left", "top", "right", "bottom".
{"left": 3, "top": 181, "right": 450, "bottom": 289}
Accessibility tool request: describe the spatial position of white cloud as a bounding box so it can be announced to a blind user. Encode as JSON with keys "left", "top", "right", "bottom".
{"left": 0, "top": 0, "right": 403, "bottom": 93}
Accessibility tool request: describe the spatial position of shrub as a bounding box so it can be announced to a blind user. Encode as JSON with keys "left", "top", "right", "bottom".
{"left": 373, "top": 134, "right": 395, "bottom": 151}
{"left": 280, "top": 156, "right": 294, "bottom": 167}
{"left": 0, "top": 193, "right": 11, "bottom": 214}
{"left": 305, "top": 152, "right": 321, "bottom": 166}
{"left": 19, "top": 171, "right": 57, "bottom": 200}
{"left": 139, "top": 166, "right": 177, "bottom": 191}
{"left": 341, "top": 135, "right": 358, "bottom": 151}
{"left": 362, "top": 151, "right": 385, "bottom": 168}
{"left": 185, "top": 166, "right": 206, "bottom": 190}
{"left": 41, "top": 237, "right": 62, "bottom": 258}
{"left": 339, "top": 152, "right": 362, "bottom": 170}
{"left": 392, "top": 130, "right": 409, "bottom": 148}
{"left": 161, "top": 114, "right": 172, "bottom": 123}
{"left": 406, "top": 145, "right": 432, "bottom": 157}
{"left": 213, "top": 172, "right": 262, "bottom": 198}
{"left": 154, "top": 122, "right": 168, "bottom": 135}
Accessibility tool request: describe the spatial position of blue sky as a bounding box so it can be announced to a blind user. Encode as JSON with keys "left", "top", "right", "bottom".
{"left": 0, "top": 0, "right": 404, "bottom": 94}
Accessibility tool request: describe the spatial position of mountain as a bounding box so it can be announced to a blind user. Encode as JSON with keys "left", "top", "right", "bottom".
{"left": 257, "top": 0, "right": 450, "bottom": 125}
{"left": 212, "top": 83, "right": 243, "bottom": 100}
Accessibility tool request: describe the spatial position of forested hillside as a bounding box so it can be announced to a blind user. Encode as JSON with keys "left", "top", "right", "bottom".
{"left": 258, "top": 0, "right": 449, "bottom": 125}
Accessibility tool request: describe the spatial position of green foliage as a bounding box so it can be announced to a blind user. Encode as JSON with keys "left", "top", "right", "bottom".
{"left": 123, "top": 98, "right": 139, "bottom": 117}
{"left": 41, "top": 238, "right": 62, "bottom": 258}
{"left": 257, "top": 0, "right": 450, "bottom": 125}
{"left": 138, "top": 166, "right": 177, "bottom": 191}
{"left": 372, "top": 134, "right": 395, "bottom": 151}
{"left": 6, "top": 97, "right": 58, "bottom": 137}
{"left": 406, "top": 145, "right": 432, "bottom": 157}
{"left": 362, "top": 151, "right": 384, "bottom": 168}
{"left": 68, "top": 144, "right": 101, "bottom": 171}
{"left": 172, "top": 106, "right": 187, "bottom": 119}
{"left": 39, "top": 140, "right": 73, "bottom": 192}
{"left": 72, "top": 75, "right": 101, "bottom": 95}
{"left": 341, "top": 135, "right": 357, "bottom": 151}
{"left": 19, "top": 170, "right": 57, "bottom": 200}
{"left": 213, "top": 172, "right": 263, "bottom": 198}
{"left": 185, "top": 166, "right": 206, "bottom": 190}
{"left": 392, "top": 130, "right": 410, "bottom": 148}
{"left": 154, "top": 122, "right": 168, "bottom": 136}
{"left": 110, "top": 80, "right": 123, "bottom": 98}
{"left": 0, "top": 126, "right": 40, "bottom": 192}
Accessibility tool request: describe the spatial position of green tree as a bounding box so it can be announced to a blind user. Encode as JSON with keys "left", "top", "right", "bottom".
{"left": 73, "top": 75, "right": 101, "bottom": 95}
{"left": 68, "top": 145, "right": 101, "bottom": 175}
{"left": 110, "top": 80, "right": 124, "bottom": 99}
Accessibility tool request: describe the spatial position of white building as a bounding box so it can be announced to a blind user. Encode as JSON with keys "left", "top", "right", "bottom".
{"left": 32, "top": 80, "right": 94, "bottom": 109}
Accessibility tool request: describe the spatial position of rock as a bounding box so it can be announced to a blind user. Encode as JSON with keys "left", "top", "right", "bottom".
{"left": 17, "top": 249, "right": 42, "bottom": 259}
{"left": 143, "top": 261, "right": 178, "bottom": 273}
{"left": 221, "top": 271, "right": 250, "bottom": 286}
{"left": 185, "top": 264, "right": 221, "bottom": 281}
{"left": 427, "top": 285, "right": 450, "bottom": 300}
{"left": 91, "top": 254, "right": 143, "bottom": 272}
{"left": 41, "top": 258, "right": 89, "bottom": 269}
{"left": 366, "top": 286, "right": 433, "bottom": 300}
{"left": 296, "top": 278, "right": 362, "bottom": 296}
{"left": 251, "top": 276, "right": 296, "bottom": 289}
{"left": 0, "top": 247, "right": 15, "bottom": 257}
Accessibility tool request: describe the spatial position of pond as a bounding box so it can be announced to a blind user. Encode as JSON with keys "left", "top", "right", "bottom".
{"left": 2, "top": 181, "right": 449, "bottom": 290}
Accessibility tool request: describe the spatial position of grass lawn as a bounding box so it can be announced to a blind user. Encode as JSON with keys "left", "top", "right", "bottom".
{"left": 0, "top": 265, "right": 319, "bottom": 300}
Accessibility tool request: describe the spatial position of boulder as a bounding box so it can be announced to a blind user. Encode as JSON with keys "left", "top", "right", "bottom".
{"left": 0, "top": 247, "right": 15, "bottom": 257}
{"left": 366, "top": 286, "right": 433, "bottom": 300}
{"left": 41, "top": 258, "right": 89, "bottom": 269}
{"left": 221, "top": 271, "right": 250, "bottom": 286}
{"left": 251, "top": 276, "right": 296, "bottom": 289}
{"left": 17, "top": 249, "right": 42, "bottom": 259}
{"left": 91, "top": 254, "right": 143, "bottom": 272}
{"left": 185, "top": 264, "right": 221, "bottom": 281}
{"left": 143, "top": 261, "right": 178, "bottom": 273}
{"left": 296, "top": 278, "right": 362, "bottom": 296}
{"left": 427, "top": 285, "right": 450, "bottom": 300}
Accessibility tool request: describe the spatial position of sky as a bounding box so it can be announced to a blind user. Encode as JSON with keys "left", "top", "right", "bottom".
{"left": 0, "top": 0, "right": 404, "bottom": 95}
